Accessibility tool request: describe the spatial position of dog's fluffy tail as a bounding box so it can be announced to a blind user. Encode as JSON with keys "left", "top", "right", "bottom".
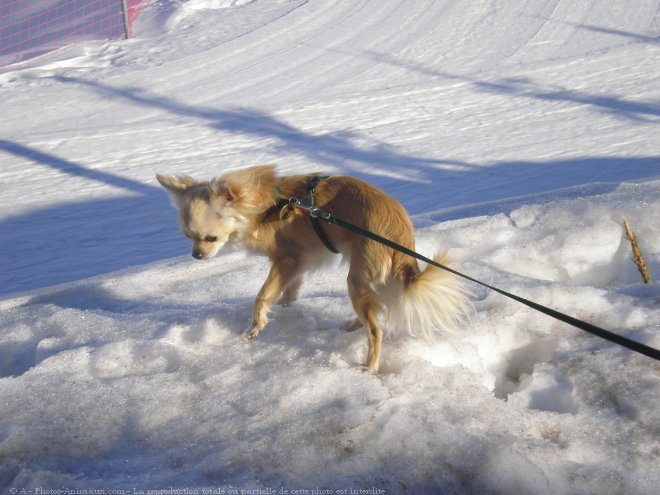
{"left": 387, "top": 252, "right": 471, "bottom": 341}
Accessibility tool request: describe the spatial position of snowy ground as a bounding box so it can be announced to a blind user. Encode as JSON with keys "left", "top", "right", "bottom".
{"left": 1, "top": 0, "right": 660, "bottom": 493}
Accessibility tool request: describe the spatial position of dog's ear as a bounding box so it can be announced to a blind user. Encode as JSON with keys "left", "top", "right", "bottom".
{"left": 210, "top": 165, "right": 277, "bottom": 209}
{"left": 156, "top": 174, "right": 198, "bottom": 196}
{"left": 208, "top": 177, "right": 235, "bottom": 204}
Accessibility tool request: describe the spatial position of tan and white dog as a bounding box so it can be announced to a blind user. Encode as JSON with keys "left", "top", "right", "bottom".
{"left": 157, "top": 165, "right": 468, "bottom": 373}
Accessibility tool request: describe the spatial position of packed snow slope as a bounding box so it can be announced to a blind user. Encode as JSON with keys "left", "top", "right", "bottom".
{"left": 1, "top": 0, "right": 660, "bottom": 493}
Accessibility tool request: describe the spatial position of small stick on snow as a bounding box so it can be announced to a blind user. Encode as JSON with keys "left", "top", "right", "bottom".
{"left": 623, "top": 217, "right": 652, "bottom": 284}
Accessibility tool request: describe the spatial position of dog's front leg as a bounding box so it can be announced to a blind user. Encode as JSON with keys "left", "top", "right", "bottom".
{"left": 242, "top": 256, "right": 300, "bottom": 341}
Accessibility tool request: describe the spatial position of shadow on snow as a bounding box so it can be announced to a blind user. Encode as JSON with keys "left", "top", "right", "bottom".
{"left": 1, "top": 76, "right": 659, "bottom": 296}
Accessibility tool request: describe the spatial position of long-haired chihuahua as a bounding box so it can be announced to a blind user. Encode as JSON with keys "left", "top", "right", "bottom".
{"left": 157, "top": 165, "right": 468, "bottom": 373}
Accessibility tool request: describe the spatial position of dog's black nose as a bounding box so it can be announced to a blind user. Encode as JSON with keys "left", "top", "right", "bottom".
{"left": 192, "top": 250, "right": 204, "bottom": 259}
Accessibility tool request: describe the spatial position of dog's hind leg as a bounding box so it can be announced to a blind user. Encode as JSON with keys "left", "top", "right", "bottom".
{"left": 243, "top": 256, "right": 301, "bottom": 341}
{"left": 347, "top": 273, "right": 384, "bottom": 373}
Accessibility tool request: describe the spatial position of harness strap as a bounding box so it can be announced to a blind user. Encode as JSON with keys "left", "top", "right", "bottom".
{"left": 262, "top": 193, "right": 290, "bottom": 222}
{"left": 306, "top": 176, "right": 340, "bottom": 254}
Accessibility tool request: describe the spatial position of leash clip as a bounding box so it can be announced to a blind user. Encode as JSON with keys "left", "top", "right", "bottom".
{"left": 310, "top": 207, "right": 331, "bottom": 220}
{"left": 289, "top": 197, "right": 330, "bottom": 221}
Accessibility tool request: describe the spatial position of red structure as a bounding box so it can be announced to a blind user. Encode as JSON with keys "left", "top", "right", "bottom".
{"left": 0, "top": 0, "right": 148, "bottom": 68}
{"left": 126, "top": 0, "right": 148, "bottom": 37}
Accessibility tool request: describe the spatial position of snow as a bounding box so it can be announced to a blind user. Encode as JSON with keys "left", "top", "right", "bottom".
{"left": 1, "top": 0, "right": 660, "bottom": 493}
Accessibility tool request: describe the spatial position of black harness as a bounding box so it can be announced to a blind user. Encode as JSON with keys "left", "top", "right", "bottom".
{"left": 304, "top": 176, "right": 339, "bottom": 254}
{"left": 267, "top": 176, "right": 339, "bottom": 254}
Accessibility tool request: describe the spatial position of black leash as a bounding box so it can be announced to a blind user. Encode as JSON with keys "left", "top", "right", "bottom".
{"left": 287, "top": 197, "right": 660, "bottom": 362}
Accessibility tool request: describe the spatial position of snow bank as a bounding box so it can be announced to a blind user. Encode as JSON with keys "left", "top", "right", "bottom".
{"left": 168, "top": 0, "right": 257, "bottom": 29}
{"left": 1, "top": 181, "right": 659, "bottom": 493}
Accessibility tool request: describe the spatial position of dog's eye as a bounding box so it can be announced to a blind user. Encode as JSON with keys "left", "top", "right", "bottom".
{"left": 205, "top": 235, "right": 218, "bottom": 243}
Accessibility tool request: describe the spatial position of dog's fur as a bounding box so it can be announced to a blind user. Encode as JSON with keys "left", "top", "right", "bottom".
{"left": 157, "top": 165, "right": 468, "bottom": 373}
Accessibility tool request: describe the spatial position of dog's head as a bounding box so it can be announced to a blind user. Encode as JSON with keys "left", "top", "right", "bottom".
{"left": 156, "top": 165, "right": 276, "bottom": 260}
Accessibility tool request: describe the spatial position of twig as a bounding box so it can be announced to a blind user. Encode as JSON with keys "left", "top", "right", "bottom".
{"left": 623, "top": 217, "right": 652, "bottom": 284}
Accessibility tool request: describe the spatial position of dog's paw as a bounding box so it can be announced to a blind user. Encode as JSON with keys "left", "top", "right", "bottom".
{"left": 241, "top": 326, "right": 262, "bottom": 342}
{"left": 358, "top": 364, "right": 379, "bottom": 375}
{"left": 277, "top": 290, "right": 299, "bottom": 306}
{"left": 276, "top": 296, "right": 293, "bottom": 307}
{"left": 341, "top": 318, "right": 363, "bottom": 332}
